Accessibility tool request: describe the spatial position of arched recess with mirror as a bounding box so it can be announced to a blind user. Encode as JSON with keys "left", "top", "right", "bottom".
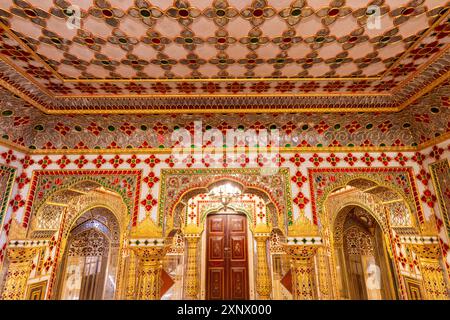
{"left": 58, "top": 207, "right": 120, "bottom": 300}
{"left": 26, "top": 179, "right": 130, "bottom": 300}
{"left": 319, "top": 176, "right": 420, "bottom": 300}
{"left": 333, "top": 205, "right": 398, "bottom": 300}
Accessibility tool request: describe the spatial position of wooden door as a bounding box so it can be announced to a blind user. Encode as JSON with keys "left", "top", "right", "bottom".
{"left": 206, "top": 213, "right": 249, "bottom": 300}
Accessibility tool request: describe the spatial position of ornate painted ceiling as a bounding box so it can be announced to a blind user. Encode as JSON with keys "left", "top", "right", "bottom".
{"left": 0, "top": 0, "right": 448, "bottom": 113}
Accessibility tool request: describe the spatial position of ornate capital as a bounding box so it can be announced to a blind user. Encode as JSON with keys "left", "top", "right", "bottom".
{"left": 7, "top": 219, "right": 27, "bottom": 240}
{"left": 409, "top": 243, "right": 442, "bottom": 260}
{"left": 288, "top": 216, "right": 320, "bottom": 237}
{"left": 420, "top": 215, "right": 439, "bottom": 236}
{"left": 132, "top": 245, "right": 168, "bottom": 264}
{"left": 7, "top": 247, "right": 38, "bottom": 263}
{"left": 130, "top": 216, "right": 163, "bottom": 238}
{"left": 183, "top": 224, "right": 203, "bottom": 238}
{"left": 283, "top": 244, "right": 318, "bottom": 260}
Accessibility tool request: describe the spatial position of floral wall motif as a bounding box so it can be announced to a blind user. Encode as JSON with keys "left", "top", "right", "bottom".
{"left": 430, "top": 159, "right": 450, "bottom": 240}
{"left": 0, "top": 138, "right": 448, "bottom": 298}
{"left": 0, "top": 0, "right": 448, "bottom": 112}
{"left": 0, "top": 164, "right": 15, "bottom": 261}
{"left": 0, "top": 81, "right": 449, "bottom": 151}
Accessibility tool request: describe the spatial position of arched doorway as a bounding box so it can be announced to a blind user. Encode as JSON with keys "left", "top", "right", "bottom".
{"left": 205, "top": 210, "right": 249, "bottom": 300}
{"left": 58, "top": 207, "right": 120, "bottom": 300}
{"left": 334, "top": 205, "right": 398, "bottom": 300}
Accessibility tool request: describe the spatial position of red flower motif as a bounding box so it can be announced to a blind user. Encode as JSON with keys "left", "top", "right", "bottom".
{"left": 394, "top": 153, "right": 408, "bottom": 166}
{"left": 309, "top": 153, "right": 324, "bottom": 167}
{"left": 326, "top": 153, "right": 340, "bottom": 166}
{"left": 226, "top": 82, "right": 245, "bottom": 94}
{"left": 54, "top": 122, "right": 70, "bottom": 136}
{"left": 421, "top": 189, "right": 437, "bottom": 208}
{"left": 109, "top": 155, "right": 124, "bottom": 168}
{"left": 10, "top": 194, "right": 25, "bottom": 212}
{"left": 281, "top": 121, "right": 297, "bottom": 134}
{"left": 360, "top": 153, "right": 374, "bottom": 166}
{"left": 289, "top": 154, "right": 305, "bottom": 167}
{"left": 120, "top": 122, "right": 136, "bottom": 136}
{"left": 293, "top": 192, "right": 309, "bottom": 209}
{"left": 87, "top": 122, "right": 103, "bottom": 136}
{"left": 165, "top": 155, "right": 177, "bottom": 168}
{"left": 19, "top": 155, "right": 35, "bottom": 169}
{"left": 143, "top": 172, "right": 160, "bottom": 188}
{"left": 412, "top": 152, "right": 425, "bottom": 165}
{"left": 345, "top": 121, "right": 361, "bottom": 134}
{"left": 201, "top": 82, "right": 221, "bottom": 94}
{"left": 126, "top": 155, "right": 141, "bottom": 168}
{"left": 144, "top": 155, "right": 161, "bottom": 168}
{"left": 92, "top": 155, "right": 106, "bottom": 168}
{"left": 377, "top": 120, "right": 392, "bottom": 133}
{"left": 416, "top": 169, "right": 431, "bottom": 186}
{"left": 344, "top": 153, "right": 357, "bottom": 166}
{"left": 314, "top": 121, "right": 330, "bottom": 134}
{"left": 291, "top": 171, "right": 307, "bottom": 187}
{"left": 141, "top": 194, "right": 157, "bottom": 212}
{"left": 377, "top": 153, "right": 392, "bottom": 166}
{"left": 15, "top": 173, "right": 30, "bottom": 189}
{"left": 38, "top": 156, "right": 52, "bottom": 169}
{"left": 1, "top": 150, "right": 17, "bottom": 164}
{"left": 56, "top": 155, "right": 71, "bottom": 169}
{"left": 74, "top": 155, "right": 88, "bottom": 169}
{"left": 429, "top": 146, "right": 444, "bottom": 161}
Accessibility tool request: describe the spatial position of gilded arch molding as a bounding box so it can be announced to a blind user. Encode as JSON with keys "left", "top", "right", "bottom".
{"left": 22, "top": 169, "right": 142, "bottom": 229}
{"left": 308, "top": 167, "right": 424, "bottom": 226}
{"left": 158, "top": 168, "right": 293, "bottom": 235}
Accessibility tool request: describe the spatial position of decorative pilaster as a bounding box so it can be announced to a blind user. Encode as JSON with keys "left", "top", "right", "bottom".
{"left": 125, "top": 249, "right": 137, "bottom": 300}
{"left": 133, "top": 246, "right": 168, "bottom": 300}
{"left": 410, "top": 243, "right": 449, "bottom": 300}
{"left": 284, "top": 245, "right": 318, "bottom": 300}
{"left": 184, "top": 234, "right": 201, "bottom": 299}
{"left": 1, "top": 247, "right": 37, "bottom": 300}
{"left": 316, "top": 247, "right": 332, "bottom": 299}
{"left": 254, "top": 225, "right": 272, "bottom": 300}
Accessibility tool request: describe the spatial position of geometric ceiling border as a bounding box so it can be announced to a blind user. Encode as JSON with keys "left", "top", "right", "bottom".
{"left": 0, "top": 131, "right": 449, "bottom": 155}
{"left": 0, "top": 56, "right": 447, "bottom": 113}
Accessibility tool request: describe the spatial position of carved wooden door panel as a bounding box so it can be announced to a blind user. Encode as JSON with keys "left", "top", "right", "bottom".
{"left": 206, "top": 214, "right": 249, "bottom": 300}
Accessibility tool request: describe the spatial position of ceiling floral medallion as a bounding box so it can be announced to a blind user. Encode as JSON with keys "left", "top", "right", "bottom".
{"left": 279, "top": 0, "right": 314, "bottom": 26}
{"left": 204, "top": 0, "right": 239, "bottom": 27}
{"left": 316, "top": 0, "right": 352, "bottom": 26}
{"left": 127, "top": 0, "right": 163, "bottom": 27}
{"left": 166, "top": 0, "right": 201, "bottom": 26}
{"left": 241, "top": 0, "right": 276, "bottom": 27}
{"left": 88, "top": 0, "right": 125, "bottom": 27}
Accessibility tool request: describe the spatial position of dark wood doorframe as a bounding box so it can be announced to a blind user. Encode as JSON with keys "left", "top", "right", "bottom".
{"left": 205, "top": 212, "right": 249, "bottom": 300}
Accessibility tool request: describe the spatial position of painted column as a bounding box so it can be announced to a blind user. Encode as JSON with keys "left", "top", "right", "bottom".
{"left": 133, "top": 246, "right": 168, "bottom": 300}
{"left": 1, "top": 247, "right": 37, "bottom": 300}
{"left": 255, "top": 232, "right": 272, "bottom": 299}
{"left": 410, "top": 243, "right": 449, "bottom": 300}
{"left": 284, "top": 245, "right": 318, "bottom": 300}
{"left": 184, "top": 234, "right": 201, "bottom": 299}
